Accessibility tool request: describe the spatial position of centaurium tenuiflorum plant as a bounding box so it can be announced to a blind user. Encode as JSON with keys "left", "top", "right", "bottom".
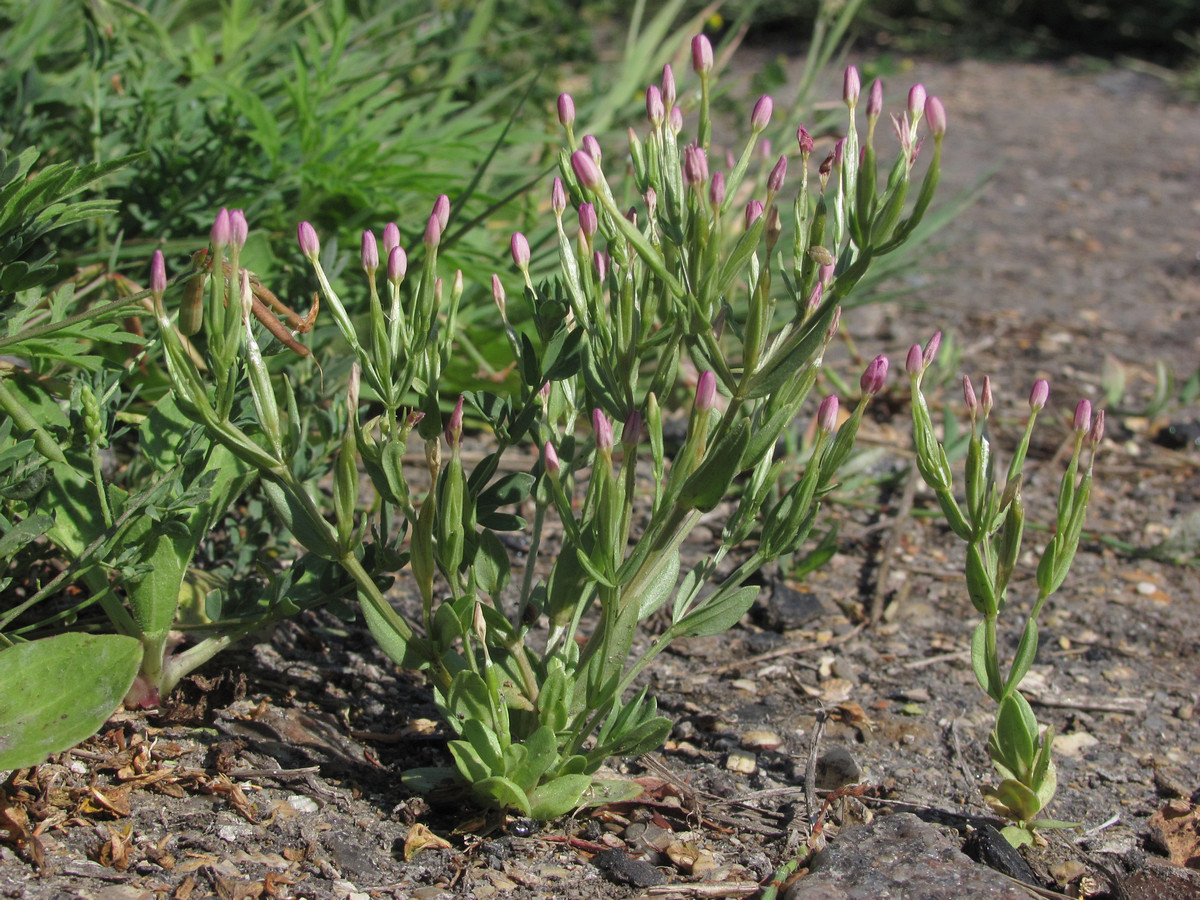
{"left": 149, "top": 50, "right": 948, "bottom": 820}
{"left": 908, "top": 333, "right": 1104, "bottom": 846}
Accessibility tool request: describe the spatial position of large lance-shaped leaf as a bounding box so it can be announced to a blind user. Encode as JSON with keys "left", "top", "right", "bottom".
{"left": 0, "top": 633, "right": 141, "bottom": 768}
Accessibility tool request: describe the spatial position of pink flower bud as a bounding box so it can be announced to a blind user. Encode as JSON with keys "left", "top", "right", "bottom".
{"left": 981, "top": 375, "right": 994, "bottom": 417}
{"left": 866, "top": 78, "right": 883, "bottom": 119}
{"left": 388, "top": 246, "right": 407, "bottom": 283}
{"left": 150, "top": 250, "right": 166, "bottom": 297}
{"left": 696, "top": 370, "right": 716, "bottom": 412}
{"left": 423, "top": 214, "right": 441, "bottom": 249}
{"left": 297, "top": 221, "right": 320, "bottom": 260}
{"left": 383, "top": 222, "right": 401, "bottom": 254}
{"left": 691, "top": 34, "right": 713, "bottom": 75}
{"left": 445, "top": 395, "right": 464, "bottom": 446}
{"left": 908, "top": 83, "right": 926, "bottom": 118}
{"left": 1029, "top": 379, "right": 1049, "bottom": 411}
{"left": 751, "top": 95, "right": 773, "bottom": 131}
{"left": 806, "top": 281, "right": 823, "bottom": 313}
{"left": 963, "top": 375, "right": 978, "bottom": 415}
{"left": 1089, "top": 409, "right": 1105, "bottom": 446}
{"left": 833, "top": 138, "right": 844, "bottom": 168}
{"left": 797, "top": 125, "right": 814, "bottom": 155}
{"left": 551, "top": 177, "right": 566, "bottom": 215}
{"left": 432, "top": 194, "right": 450, "bottom": 231}
{"left": 361, "top": 230, "right": 379, "bottom": 273}
{"left": 925, "top": 96, "right": 946, "bottom": 137}
{"left": 745, "top": 200, "right": 764, "bottom": 228}
{"left": 644, "top": 187, "right": 657, "bottom": 219}
{"left": 593, "top": 408, "right": 613, "bottom": 451}
{"left": 594, "top": 250, "right": 608, "bottom": 281}
{"left": 571, "top": 150, "right": 603, "bottom": 191}
{"left": 582, "top": 134, "right": 602, "bottom": 164}
{"left": 860, "top": 355, "right": 889, "bottom": 396}
{"left": 669, "top": 105, "right": 683, "bottom": 135}
{"left": 229, "top": 209, "right": 248, "bottom": 248}
{"left": 683, "top": 143, "right": 709, "bottom": 186}
{"left": 211, "top": 208, "right": 231, "bottom": 249}
{"left": 922, "top": 331, "right": 942, "bottom": 369}
{"left": 817, "top": 395, "right": 840, "bottom": 435}
{"left": 905, "top": 343, "right": 923, "bottom": 375}
{"left": 826, "top": 306, "right": 842, "bottom": 342}
{"left": 661, "top": 64, "right": 676, "bottom": 108}
{"left": 557, "top": 92, "right": 575, "bottom": 127}
{"left": 543, "top": 440, "right": 560, "bottom": 475}
{"left": 768, "top": 155, "right": 787, "bottom": 193}
{"left": 843, "top": 66, "right": 861, "bottom": 107}
{"left": 709, "top": 171, "right": 725, "bottom": 207}
{"left": 491, "top": 274, "right": 506, "bottom": 315}
{"left": 578, "top": 202, "right": 597, "bottom": 237}
{"left": 511, "top": 232, "right": 531, "bottom": 269}
{"left": 1073, "top": 398, "right": 1092, "bottom": 434}
{"left": 623, "top": 410, "right": 643, "bottom": 445}
{"left": 819, "top": 262, "right": 835, "bottom": 287}
{"left": 646, "top": 84, "right": 665, "bottom": 125}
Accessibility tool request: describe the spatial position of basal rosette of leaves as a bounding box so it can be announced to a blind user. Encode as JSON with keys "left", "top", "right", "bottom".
{"left": 148, "top": 43, "right": 948, "bottom": 818}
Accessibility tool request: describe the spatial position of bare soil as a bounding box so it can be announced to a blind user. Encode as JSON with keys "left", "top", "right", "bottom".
{"left": 3, "top": 57, "right": 1199, "bottom": 899}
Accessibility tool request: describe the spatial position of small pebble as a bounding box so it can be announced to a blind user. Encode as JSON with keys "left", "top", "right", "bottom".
{"left": 1136, "top": 581, "right": 1158, "bottom": 595}
{"left": 286, "top": 795, "right": 320, "bottom": 813}
{"left": 725, "top": 750, "right": 757, "bottom": 774}
{"left": 741, "top": 730, "right": 784, "bottom": 752}
{"left": 730, "top": 678, "right": 757, "bottom": 694}
{"left": 1174, "top": 703, "right": 1193, "bottom": 721}
{"left": 814, "top": 747, "right": 862, "bottom": 789}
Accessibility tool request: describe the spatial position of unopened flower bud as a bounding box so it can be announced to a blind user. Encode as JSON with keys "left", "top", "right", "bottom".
{"left": 491, "top": 274, "right": 506, "bottom": 315}
{"left": 826, "top": 306, "right": 842, "bottom": 342}
{"left": 797, "top": 125, "right": 814, "bottom": 155}
{"left": 922, "top": 331, "right": 942, "bottom": 369}
{"left": 544, "top": 440, "right": 560, "bottom": 475}
{"left": 866, "top": 78, "right": 883, "bottom": 119}
{"left": 806, "top": 281, "right": 823, "bottom": 313}
{"left": 819, "top": 262, "right": 835, "bottom": 287}
{"left": 446, "top": 395, "right": 464, "bottom": 447}
{"left": 683, "top": 143, "right": 709, "bottom": 186}
{"left": 691, "top": 33, "right": 713, "bottom": 75}
{"left": 211, "top": 208, "right": 231, "bottom": 250}
{"left": 1029, "top": 379, "right": 1049, "bottom": 411}
{"left": 661, "top": 64, "right": 676, "bottom": 108}
{"left": 229, "top": 210, "right": 248, "bottom": 248}
{"left": 751, "top": 94, "right": 773, "bottom": 132}
{"left": 843, "top": 65, "right": 861, "bottom": 107}
{"left": 432, "top": 194, "right": 450, "bottom": 232}
{"left": 1073, "top": 398, "right": 1092, "bottom": 434}
{"left": 646, "top": 84, "right": 665, "bottom": 125}
{"left": 361, "top": 230, "right": 379, "bottom": 274}
{"left": 578, "top": 202, "right": 598, "bottom": 237}
{"left": 709, "top": 171, "right": 725, "bottom": 207}
{"left": 981, "top": 375, "right": 994, "bottom": 418}
{"left": 551, "top": 177, "right": 566, "bottom": 216}
{"left": 817, "top": 395, "right": 840, "bottom": 435}
{"left": 696, "top": 370, "right": 716, "bottom": 412}
{"left": 908, "top": 83, "right": 926, "bottom": 118}
{"left": 1089, "top": 409, "right": 1105, "bottom": 446}
{"left": 644, "top": 187, "right": 658, "bottom": 219}
{"left": 669, "top": 105, "right": 683, "bottom": 134}
{"left": 905, "top": 343, "right": 923, "bottom": 375}
{"left": 768, "top": 155, "right": 787, "bottom": 193}
{"left": 925, "top": 96, "right": 947, "bottom": 137}
{"left": 388, "top": 246, "right": 407, "bottom": 283}
{"left": 594, "top": 250, "right": 608, "bottom": 281}
{"left": 383, "top": 222, "right": 401, "bottom": 254}
{"left": 593, "top": 408, "right": 613, "bottom": 451}
{"left": 423, "top": 214, "right": 441, "bottom": 248}
{"left": 860, "top": 355, "right": 889, "bottom": 396}
{"left": 511, "top": 232, "right": 531, "bottom": 270}
{"left": 557, "top": 92, "right": 575, "bottom": 128}
{"left": 963, "top": 375, "right": 978, "bottom": 416}
{"left": 833, "top": 138, "right": 844, "bottom": 168}
{"left": 150, "top": 250, "right": 166, "bottom": 298}
{"left": 297, "top": 221, "right": 319, "bottom": 260}
{"left": 571, "top": 150, "right": 603, "bottom": 191}
{"left": 745, "top": 200, "right": 764, "bottom": 228}
{"left": 582, "top": 134, "right": 602, "bottom": 164}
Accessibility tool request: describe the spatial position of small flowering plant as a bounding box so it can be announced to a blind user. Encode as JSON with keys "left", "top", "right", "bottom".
{"left": 908, "top": 333, "right": 1103, "bottom": 846}
{"left": 150, "top": 43, "right": 950, "bottom": 818}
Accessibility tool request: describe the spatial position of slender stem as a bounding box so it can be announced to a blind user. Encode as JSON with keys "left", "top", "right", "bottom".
{"left": 0, "top": 377, "right": 67, "bottom": 463}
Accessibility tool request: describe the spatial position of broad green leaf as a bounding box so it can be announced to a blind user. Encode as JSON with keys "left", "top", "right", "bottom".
{"left": 636, "top": 547, "right": 679, "bottom": 619}
{"left": 361, "top": 594, "right": 429, "bottom": 670}
{"left": 672, "top": 585, "right": 758, "bottom": 638}
{"left": 0, "top": 513, "right": 54, "bottom": 558}
{"left": 0, "top": 633, "right": 141, "bottom": 768}
{"left": 476, "top": 776, "right": 533, "bottom": 816}
{"left": 526, "top": 774, "right": 591, "bottom": 819}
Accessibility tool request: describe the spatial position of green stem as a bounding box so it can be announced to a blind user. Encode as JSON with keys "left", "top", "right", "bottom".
{"left": 0, "top": 377, "right": 67, "bottom": 464}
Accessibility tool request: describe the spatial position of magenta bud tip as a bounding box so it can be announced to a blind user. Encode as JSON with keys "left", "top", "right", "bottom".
{"left": 297, "top": 221, "right": 319, "bottom": 260}
{"left": 797, "top": 125, "right": 814, "bottom": 155}
{"left": 905, "top": 344, "right": 923, "bottom": 376}
{"left": 860, "top": 355, "right": 889, "bottom": 396}
{"left": 843, "top": 66, "right": 861, "bottom": 107}
{"left": 571, "top": 150, "right": 603, "bottom": 191}
{"left": 593, "top": 409, "right": 613, "bottom": 451}
{"left": 150, "top": 250, "right": 166, "bottom": 296}
{"left": 1090, "top": 409, "right": 1106, "bottom": 446}
{"left": 751, "top": 94, "right": 773, "bottom": 131}
{"left": 963, "top": 375, "right": 978, "bottom": 414}
{"left": 211, "top": 208, "right": 231, "bottom": 249}
{"left": 445, "top": 395, "right": 464, "bottom": 446}
{"left": 582, "top": 134, "right": 602, "bottom": 164}
{"left": 709, "top": 171, "right": 726, "bottom": 207}
{"left": 867, "top": 79, "right": 883, "bottom": 118}
{"left": 925, "top": 96, "right": 947, "bottom": 137}
{"left": 768, "top": 155, "right": 787, "bottom": 194}
{"left": 361, "top": 230, "right": 379, "bottom": 273}
{"left": 432, "top": 194, "right": 450, "bottom": 231}
{"left": 745, "top": 200, "right": 764, "bottom": 229}
{"left": 908, "top": 83, "right": 926, "bottom": 118}
{"left": 1073, "top": 398, "right": 1092, "bottom": 434}
{"left": 229, "top": 210, "right": 248, "bottom": 248}
{"left": 1028, "top": 379, "right": 1049, "bottom": 411}
{"left": 660, "top": 63, "right": 676, "bottom": 106}
{"left": 683, "top": 143, "right": 709, "bottom": 186}
{"left": 510, "top": 232, "right": 531, "bottom": 269}
{"left": 669, "top": 105, "right": 683, "bottom": 134}
{"left": 922, "top": 331, "right": 942, "bottom": 369}
{"left": 817, "top": 395, "right": 840, "bottom": 435}
{"left": 578, "top": 202, "right": 598, "bottom": 237}
{"left": 423, "top": 214, "right": 441, "bottom": 248}
{"left": 646, "top": 84, "right": 665, "bottom": 125}
{"left": 383, "top": 222, "right": 401, "bottom": 254}
{"left": 691, "top": 34, "right": 713, "bottom": 75}
{"left": 623, "top": 410, "right": 643, "bottom": 445}
{"left": 551, "top": 177, "right": 566, "bottom": 215}
{"left": 557, "top": 92, "right": 575, "bottom": 127}
{"left": 388, "top": 246, "right": 407, "bottom": 282}
{"left": 544, "top": 441, "right": 560, "bottom": 474}
{"left": 696, "top": 370, "right": 717, "bottom": 412}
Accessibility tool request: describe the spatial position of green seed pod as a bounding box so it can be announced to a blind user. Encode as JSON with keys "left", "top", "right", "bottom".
{"left": 334, "top": 427, "right": 358, "bottom": 552}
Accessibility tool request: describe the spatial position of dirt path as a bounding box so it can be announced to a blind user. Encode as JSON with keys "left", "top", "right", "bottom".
{"left": 2, "top": 59, "right": 1198, "bottom": 900}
